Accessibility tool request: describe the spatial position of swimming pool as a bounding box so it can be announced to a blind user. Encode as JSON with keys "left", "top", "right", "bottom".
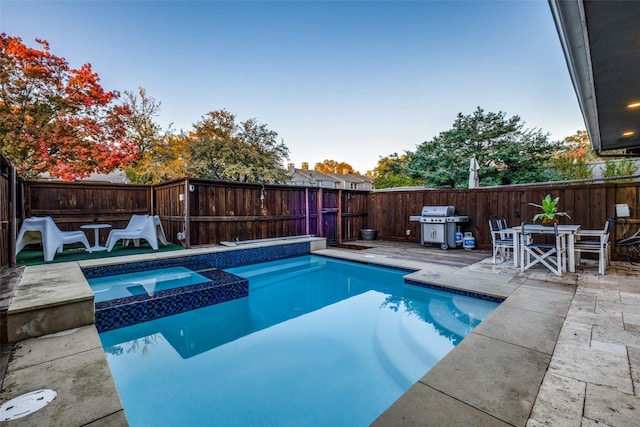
{"left": 99, "top": 255, "right": 499, "bottom": 426}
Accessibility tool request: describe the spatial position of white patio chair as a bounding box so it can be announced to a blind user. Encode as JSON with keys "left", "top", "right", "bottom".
{"left": 520, "top": 222, "right": 566, "bottom": 276}
{"left": 16, "top": 216, "right": 92, "bottom": 262}
{"left": 488, "top": 219, "right": 514, "bottom": 264}
{"left": 575, "top": 218, "right": 615, "bottom": 275}
{"left": 105, "top": 214, "right": 159, "bottom": 252}
{"left": 122, "top": 215, "right": 168, "bottom": 248}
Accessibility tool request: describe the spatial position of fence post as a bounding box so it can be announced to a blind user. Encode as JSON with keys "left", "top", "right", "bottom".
{"left": 337, "top": 189, "right": 343, "bottom": 245}
{"left": 9, "top": 165, "right": 17, "bottom": 267}
{"left": 305, "top": 187, "right": 309, "bottom": 235}
{"left": 317, "top": 187, "right": 323, "bottom": 237}
{"left": 184, "top": 179, "right": 191, "bottom": 248}
{"left": 150, "top": 184, "right": 154, "bottom": 216}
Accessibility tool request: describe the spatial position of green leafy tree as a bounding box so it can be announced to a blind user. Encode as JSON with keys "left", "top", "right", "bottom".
{"left": 189, "top": 110, "right": 290, "bottom": 183}
{"left": 372, "top": 153, "right": 421, "bottom": 188}
{"left": 602, "top": 159, "right": 638, "bottom": 183}
{"left": 408, "top": 107, "right": 558, "bottom": 187}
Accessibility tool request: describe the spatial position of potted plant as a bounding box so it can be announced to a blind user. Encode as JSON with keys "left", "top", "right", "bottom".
{"left": 529, "top": 194, "right": 571, "bottom": 225}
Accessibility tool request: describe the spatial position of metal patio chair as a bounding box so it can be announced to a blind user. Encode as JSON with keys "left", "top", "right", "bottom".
{"left": 488, "top": 219, "right": 514, "bottom": 264}
{"left": 574, "top": 218, "right": 615, "bottom": 275}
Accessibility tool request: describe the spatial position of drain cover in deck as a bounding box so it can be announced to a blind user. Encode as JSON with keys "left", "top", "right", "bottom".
{"left": 0, "top": 389, "right": 57, "bottom": 421}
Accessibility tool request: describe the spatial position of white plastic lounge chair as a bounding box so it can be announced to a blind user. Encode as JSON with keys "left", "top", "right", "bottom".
{"left": 16, "top": 216, "right": 92, "bottom": 262}
{"left": 122, "top": 215, "right": 168, "bottom": 249}
{"left": 105, "top": 214, "right": 159, "bottom": 252}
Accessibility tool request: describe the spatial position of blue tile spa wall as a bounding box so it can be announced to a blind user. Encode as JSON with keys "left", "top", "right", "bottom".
{"left": 404, "top": 279, "right": 505, "bottom": 304}
{"left": 83, "top": 241, "right": 311, "bottom": 279}
{"left": 95, "top": 270, "right": 248, "bottom": 332}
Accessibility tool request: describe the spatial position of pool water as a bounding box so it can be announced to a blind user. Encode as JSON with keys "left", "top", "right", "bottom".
{"left": 88, "top": 267, "right": 210, "bottom": 303}
{"left": 99, "top": 255, "right": 499, "bottom": 426}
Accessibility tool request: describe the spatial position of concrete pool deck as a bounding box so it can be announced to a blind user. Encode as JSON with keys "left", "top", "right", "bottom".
{"left": 1, "top": 239, "right": 639, "bottom": 426}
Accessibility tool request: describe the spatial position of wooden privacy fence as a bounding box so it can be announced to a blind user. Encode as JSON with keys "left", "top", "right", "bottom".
{"left": 368, "top": 181, "right": 640, "bottom": 257}
{"left": 154, "top": 179, "right": 369, "bottom": 247}
{"left": 7, "top": 178, "right": 369, "bottom": 263}
{"left": 3, "top": 175, "right": 640, "bottom": 266}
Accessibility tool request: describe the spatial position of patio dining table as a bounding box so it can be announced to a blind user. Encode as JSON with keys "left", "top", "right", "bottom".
{"left": 510, "top": 224, "right": 581, "bottom": 273}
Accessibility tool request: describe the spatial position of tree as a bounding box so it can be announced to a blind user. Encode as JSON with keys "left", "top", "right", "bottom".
{"left": 126, "top": 134, "right": 191, "bottom": 184}
{"left": 122, "top": 87, "right": 165, "bottom": 156}
{"left": 189, "top": 110, "right": 290, "bottom": 183}
{"left": 408, "top": 107, "right": 558, "bottom": 187}
{"left": 562, "top": 130, "right": 597, "bottom": 160}
{"left": 552, "top": 130, "right": 594, "bottom": 180}
{"left": 602, "top": 158, "right": 638, "bottom": 183}
{"left": 122, "top": 88, "right": 183, "bottom": 184}
{"left": 371, "top": 153, "right": 421, "bottom": 188}
{"left": 314, "top": 160, "right": 357, "bottom": 174}
{"left": 0, "top": 34, "right": 138, "bottom": 180}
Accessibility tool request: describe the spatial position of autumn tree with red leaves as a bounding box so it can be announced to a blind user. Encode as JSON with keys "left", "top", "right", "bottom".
{"left": 552, "top": 130, "right": 594, "bottom": 180}
{"left": 0, "top": 33, "right": 138, "bottom": 180}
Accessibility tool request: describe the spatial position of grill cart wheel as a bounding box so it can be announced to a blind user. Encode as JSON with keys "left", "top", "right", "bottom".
{"left": 440, "top": 243, "right": 449, "bottom": 250}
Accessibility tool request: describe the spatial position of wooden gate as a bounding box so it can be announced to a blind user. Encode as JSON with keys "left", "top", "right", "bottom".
{"left": 317, "top": 188, "right": 337, "bottom": 246}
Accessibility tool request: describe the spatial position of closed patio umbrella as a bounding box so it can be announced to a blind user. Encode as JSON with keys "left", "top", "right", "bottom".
{"left": 468, "top": 155, "right": 480, "bottom": 188}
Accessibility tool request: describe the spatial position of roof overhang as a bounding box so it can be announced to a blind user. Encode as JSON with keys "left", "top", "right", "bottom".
{"left": 549, "top": 0, "right": 640, "bottom": 156}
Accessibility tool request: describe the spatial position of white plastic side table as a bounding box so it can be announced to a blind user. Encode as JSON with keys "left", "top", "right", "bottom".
{"left": 80, "top": 224, "right": 112, "bottom": 251}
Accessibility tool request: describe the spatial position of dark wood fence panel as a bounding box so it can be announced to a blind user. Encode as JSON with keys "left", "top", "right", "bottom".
{"left": 320, "top": 189, "right": 339, "bottom": 246}
{"left": 171, "top": 179, "right": 329, "bottom": 246}
{"left": 0, "top": 155, "right": 12, "bottom": 266}
{"left": 307, "top": 188, "right": 319, "bottom": 237}
{"left": 26, "top": 182, "right": 151, "bottom": 244}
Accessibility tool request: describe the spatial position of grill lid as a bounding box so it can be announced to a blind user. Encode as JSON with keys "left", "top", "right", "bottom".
{"left": 421, "top": 206, "right": 455, "bottom": 217}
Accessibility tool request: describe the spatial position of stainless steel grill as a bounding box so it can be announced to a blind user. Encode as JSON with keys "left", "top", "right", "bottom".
{"left": 409, "top": 205, "right": 469, "bottom": 250}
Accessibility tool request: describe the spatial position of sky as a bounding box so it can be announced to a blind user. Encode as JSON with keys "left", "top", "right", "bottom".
{"left": 0, "top": 0, "right": 585, "bottom": 174}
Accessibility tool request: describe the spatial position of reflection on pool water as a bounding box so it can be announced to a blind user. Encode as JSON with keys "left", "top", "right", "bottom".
{"left": 88, "top": 267, "right": 210, "bottom": 303}
{"left": 100, "top": 255, "right": 499, "bottom": 426}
